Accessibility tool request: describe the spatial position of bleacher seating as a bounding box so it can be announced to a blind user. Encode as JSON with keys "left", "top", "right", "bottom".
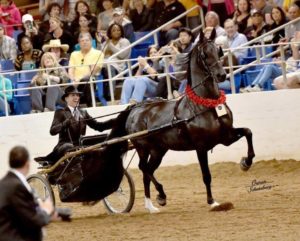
{"left": 131, "top": 32, "right": 155, "bottom": 60}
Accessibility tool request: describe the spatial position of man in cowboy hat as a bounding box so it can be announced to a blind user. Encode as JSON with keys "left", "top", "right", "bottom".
{"left": 48, "top": 85, "right": 114, "bottom": 164}
{"left": 42, "top": 39, "right": 69, "bottom": 66}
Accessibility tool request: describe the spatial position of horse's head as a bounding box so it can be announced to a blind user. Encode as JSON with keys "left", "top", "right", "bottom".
{"left": 192, "top": 29, "right": 226, "bottom": 84}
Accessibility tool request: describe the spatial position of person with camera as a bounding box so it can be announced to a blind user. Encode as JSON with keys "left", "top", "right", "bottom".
{"left": 0, "top": 146, "right": 58, "bottom": 241}
{"left": 17, "top": 14, "right": 44, "bottom": 52}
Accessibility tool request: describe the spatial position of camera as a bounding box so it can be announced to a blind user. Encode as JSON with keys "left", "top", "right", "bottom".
{"left": 27, "top": 21, "right": 33, "bottom": 31}
{"left": 56, "top": 207, "right": 72, "bottom": 222}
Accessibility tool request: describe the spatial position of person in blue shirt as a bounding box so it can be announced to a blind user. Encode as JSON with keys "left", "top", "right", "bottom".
{"left": 0, "top": 69, "right": 12, "bottom": 114}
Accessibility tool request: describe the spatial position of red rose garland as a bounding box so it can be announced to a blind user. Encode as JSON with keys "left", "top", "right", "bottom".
{"left": 185, "top": 85, "right": 226, "bottom": 108}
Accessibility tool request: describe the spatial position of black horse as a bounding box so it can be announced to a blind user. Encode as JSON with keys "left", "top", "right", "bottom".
{"left": 125, "top": 30, "right": 255, "bottom": 212}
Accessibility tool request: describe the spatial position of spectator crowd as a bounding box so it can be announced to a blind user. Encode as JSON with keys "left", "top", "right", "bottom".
{"left": 0, "top": 0, "right": 300, "bottom": 115}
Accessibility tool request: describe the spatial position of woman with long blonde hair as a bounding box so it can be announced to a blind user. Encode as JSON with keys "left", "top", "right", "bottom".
{"left": 30, "top": 52, "right": 69, "bottom": 113}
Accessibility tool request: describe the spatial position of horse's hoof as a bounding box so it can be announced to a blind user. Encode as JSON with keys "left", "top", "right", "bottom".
{"left": 210, "top": 202, "right": 234, "bottom": 212}
{"left": 156, "top": 195, "right": 167, "bottom": 206}
{"left": 145, "top": 197, "right": 160, "bottom": 213}
{"left": 240, "top": 157, "right": 251, "bottom": 172}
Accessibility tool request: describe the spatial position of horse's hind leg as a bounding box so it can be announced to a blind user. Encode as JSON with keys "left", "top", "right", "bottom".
{"left": 196, "top": 150, "right": 217, "bottom": 206}
{"left": 223, "top": 127, "right": 255, "bottom": 171}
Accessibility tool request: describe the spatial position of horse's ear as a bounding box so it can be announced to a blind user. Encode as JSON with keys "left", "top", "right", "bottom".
{"left": 199, "top": 29, "right": 205, "bottom": 43}
{"left": 209, "top": 28, "right": 217, "bottom": 41}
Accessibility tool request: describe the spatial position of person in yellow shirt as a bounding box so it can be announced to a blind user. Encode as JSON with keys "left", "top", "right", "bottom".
{"left": 68, "top": 32, "right": 104, "bottom": 106}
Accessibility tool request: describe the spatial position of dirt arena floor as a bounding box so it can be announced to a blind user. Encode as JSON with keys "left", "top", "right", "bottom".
{"left": 45, "top": 159, "right": 300, "bottom": 241}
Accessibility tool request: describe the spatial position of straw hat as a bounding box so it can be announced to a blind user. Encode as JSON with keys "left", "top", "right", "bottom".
{"left": 42, "top": 39, "right": 69, "bottom": 53}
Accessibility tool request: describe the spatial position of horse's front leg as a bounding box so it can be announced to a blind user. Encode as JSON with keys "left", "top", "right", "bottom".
{"left": 196, "top": 150, "right": 218, "bottom": 207}
{"left": 136, "top": 149, "right": 160, "bottom": 213}
{"left": 222, "top": 127, "right": 255, "bottom": 171}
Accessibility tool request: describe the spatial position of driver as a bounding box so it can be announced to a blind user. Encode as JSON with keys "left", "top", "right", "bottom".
{"left": 48, "top": 85, "right": 113, "bottom": 164}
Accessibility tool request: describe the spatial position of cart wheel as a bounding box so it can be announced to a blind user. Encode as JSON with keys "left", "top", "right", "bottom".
{"left": 103, "top": 169, "right": 135, "bottom": 213}
{"left": 27, "top": 174, "right": 55, "bottom": 205}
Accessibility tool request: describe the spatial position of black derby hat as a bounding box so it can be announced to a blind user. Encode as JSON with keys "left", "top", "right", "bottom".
{"left": 62, "top": 86, "right": 82, "bottom": 101}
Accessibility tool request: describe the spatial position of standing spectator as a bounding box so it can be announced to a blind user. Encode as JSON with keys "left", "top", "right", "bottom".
{"left": 179, "top": 0, "right": 200, "bottom": 32}
{"left": 233, "top": 0, "right": 251, "bottom": 35}
{"left": 15, "top": 36, "right": 43, "bottom": 71}
{"left": 111, "top": 7, "right": 135, "bottom": 42}
{"left": 129, "top": 0, "right": 154, "bottom": 32}
{"left": 153, "top": 0, "right": 186, "bottom": 46}
{"left": 217, "top": 19, "right": 248, "bottom": 63}
{"left": 69, "top": 32, "right": 104, "bottom": 106}
{"left": 0, "top": 23, "right": 16, "bottom": 61}
{"left": 0, "top": 65, "right": 12, "bottom": 114}
{"left": 39, "top": 0, "right": 65, "bottom": 20}
{"left": 44, "top": 16, "right": 74, "bottom": 52}
{"left": 0, "top": 146, "right": 56, "bottom": 241}
{"left": 207, "top": 0, "right": 235, "bottom": 27}
{"left": 17, "top": 14, "right": 44, "bottom": 52}
{"left": 0, "top": 0, "right": 21, "bottom": 37}
{"left": 98, "top": 0, "right": 115, "bottom": 31}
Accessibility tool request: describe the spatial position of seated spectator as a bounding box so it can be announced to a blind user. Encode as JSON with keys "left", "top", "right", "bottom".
{"left": 44, "top": 16, "right": 74, "bottom": 53}
{"left": 111, "top": 7, "right": 135, "bottom": 42}
{"left": 42, "top": 39, "right": 69, "bottom": 66}
{"left": 244, "top": 10, "right": 269, "bottom": 42}
{"left": 233, "top": 0, "right": 251, "bottom": 35}
{"left": 0, "top": 0, "right": 21, "bottom": 37}
{"left": 216, "top": 19, "right": 248, "bottom": 63}
{"left": 120, "top": 45, "right": 161, "bottom": 104}
{"left": 174, "top": 27, "right": 193, "bottom": 53}
{"left": 97, "top": 0, "right": 114, "bottom": 32}
{"left": 274, "top": 38, "right": 300, "bottom": 89}
{"left": 241, "top": 56, "right": 299, "bottom": 92}
{"left": 15, "top": 36, "right": 43, "bottom": 71}
{"left": 17, "top": 14, "right": 44, "bottom": 52}
{"left": 102, "top": 23, "right": 131, "bottom": 78}
{"left": 269, "top": 6, "right": 286, "bottom": 46}
{"left": 0, "top": 23, "right": 16, "bottom": 61}
{"left": 217, "top": 54, "right": 240, "bottom": 92}
{"left": 74, "top": 13, "right": 97, "bottom": 41}
{"left": 39, "top": 0, "right": 68, "bottom": 21}
{"left": 39, "top": 0, "right": 65, "bottom": 21}
{"left": 153, "top": 0, "right": 186, "bottom": 46}
{"left": 194, "top": 11, "right": 225, "bottom": 43}
{"left": 251, "top": 0, "right": 273, "bottom": 25}
{"left": 68, "top": 32, "right": 104, "bottom": 107}
{"left": 39, "top": 3, "right": 64, "bottom": 36}
{"left": 30, "top": 52, "right": 69, "bottom": 113}
{"left": 70, "top": 0, "right": 97, "bottom": 34}
{"left": 0, "top": 65, "right": 12, "bottom": 114}
{"left": 281, "top": 4, "right": 300, "bottom": 43}
{"left": 129, "top": 0, "right": 154, "bottom": 32}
